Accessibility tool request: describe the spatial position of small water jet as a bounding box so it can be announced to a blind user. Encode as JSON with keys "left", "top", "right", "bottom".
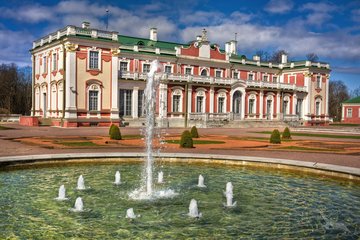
{"left": 126, "top": 208, "right": 140, "bottom": 219}
{"left": 55, "top": 185, "right": 68, "bottom": 200}
{"left": 72, "top": 197, "right": 84, "bottom": 212}
{"left": 197, "top": 174, "right": 206, "bottom": 188}
{"left": 157, "top": 171, "right": 163, "bottom": 183}
{"left": 114, "top": 171, "right": 121, "bottom": 185}
{"left": 77, "top": 175, "right": 86, "bottom": 190}
{"left": 188, "top": 199, "right": 202, "bottom": 218}
{"left": 223, "top": 182, "right": 237, "bottom": 207}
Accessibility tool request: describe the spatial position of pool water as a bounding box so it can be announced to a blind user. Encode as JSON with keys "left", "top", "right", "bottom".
{"left": 0, "top": 162, "right": 359, "bottom": 239}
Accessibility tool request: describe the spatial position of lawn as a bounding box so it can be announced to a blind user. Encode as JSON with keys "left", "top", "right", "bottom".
{"left": 56, "top": 141, "right": 98, "bottom": 147}
{"left": 255, "top": 131, "right": 360, "bottom": 139}
{"left": 165, "top": 140, "right": 226, "bottom": 144}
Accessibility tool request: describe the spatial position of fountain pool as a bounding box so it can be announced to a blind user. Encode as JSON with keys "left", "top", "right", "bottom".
{"left": 0, "top": 161, "right": 359, "bottom": 239}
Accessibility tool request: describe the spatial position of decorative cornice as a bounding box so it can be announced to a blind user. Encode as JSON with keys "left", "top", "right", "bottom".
{"left": 64, "top": 43, "right": 78, "bottom": 52}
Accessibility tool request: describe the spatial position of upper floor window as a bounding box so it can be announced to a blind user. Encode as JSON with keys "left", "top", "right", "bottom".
{"left": 143, "top": 63, "right": 150, "bottom": 73}
{"left": 52, "top": 53, "right": 57, "bottom": 71}
{"left": 120, "top": 62, "right": 128, "bottom": 73}
{"left": 215, "top": 70, "right": 222, "bottom": 78}
{"left": 316, "top": 76, "right": 321, "bottom": 88}
{"left": 263, "top": 75, "right": 268, "bottom": 82}
{"left": 248, "top": 73, "right": 254, "bottom": 81}
{"left": 200, "top": 69, "right": 208, "bottom": 76}
{"left": 164, "top": 66, "right": 172, "bottom": 74}
{"left": 347, "top": 108, "right": 352, "bottom": 118}
{"left": 233, "top": 72, "right": 239, "bottom": 79}
{"left": 89, "top": 51, "right": 99, "bottom": 69}
{"left": 43, "top": 56, "right": 47, "bottom": 73}
{"left": 273, "top": 76, "right": 277, "bottom": 83}
{"left": 185, "top": 67, "right": 192, "bottom": 75}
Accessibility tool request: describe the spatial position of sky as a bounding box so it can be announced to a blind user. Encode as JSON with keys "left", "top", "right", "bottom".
{"left": 0, "top": 0, "right": 359, "bottom": 90}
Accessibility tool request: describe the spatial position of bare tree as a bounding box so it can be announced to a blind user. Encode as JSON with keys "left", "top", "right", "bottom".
{"left": 270, "top": 49, "right": 287, "bottom": 63}
{"left": 306, "top": 53, "right": 319, "bottom": 62}
{"left": 255, "top": 50, "right": 271, "bottom": 62}
{"left": 329, "top": 80, "right": 350, "bottom": 121}
{"left": 350, "top": 86, "right": 360, "bottom": 98}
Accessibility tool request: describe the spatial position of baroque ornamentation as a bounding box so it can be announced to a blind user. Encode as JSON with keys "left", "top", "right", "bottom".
{"left": 64, "top": 43, "right": 78, "bottom": 52}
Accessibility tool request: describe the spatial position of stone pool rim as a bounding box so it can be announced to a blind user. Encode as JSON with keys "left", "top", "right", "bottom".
{"left": 0, "top": 152, "right": 359, "bottom": 181}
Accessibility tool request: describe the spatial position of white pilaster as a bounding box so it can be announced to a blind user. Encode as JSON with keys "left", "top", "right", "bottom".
{"left": 132, "top": 87, "right": 139, "bottom": 118}
{"left": 241, "top": 90, "right": 246, "bottom": 119}
{"left": 187, "top": 84, "right": 192, "bottom": 115}
{"left": 159, "top": 83, "right": 168, "bottom": 119}
{"left": 276, "top": 91, "right": 281, "bottom": 119}
{"left": 47, "top": 53, "right": 51, "bottom": 117}
{"left": 304, "top": 74, "right": 312, "bottom": 121}
{"left": 259, "top": 90, "right": 263, "bottom": 119}
{"left": 325, "top": 76, "right": 329, "bottom": 117}
{"left": 210, "top": 87, "right": 214, "bottom": 113}
{"left": 111, "top": 55, "right": 119, "bottom": 120}
{"left": 64, "top": 45, "right": 77, "bottom": 119}
{"left": 293, "top": 93, "right": 297, "bottom": 115}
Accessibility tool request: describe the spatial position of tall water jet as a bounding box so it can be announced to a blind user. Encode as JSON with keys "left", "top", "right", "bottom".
{"left": 188, "top": 199, "right": 202, "bottom": 218}
{"left": 77, "top": 175, "right": 86, "bottom": 190}
{"left": 55, "top": 185, "right": 68, "bottom": 200}
{"left": 73, "top": 197, "right": 84, "bottom": 212}
{"left": 197, "top": 174, "right": 206, "bottom": 188}
{"left": 224, "top": 182, "right": 237, "bottom": 207}
{"left": 157, "top": 171, "right": 163, "bottom": 183}
{"left": 114, "top": 171, "right": 121, "bottom": 185}
{"left": 225, "top": 182, "right": 233, "bottom": 195}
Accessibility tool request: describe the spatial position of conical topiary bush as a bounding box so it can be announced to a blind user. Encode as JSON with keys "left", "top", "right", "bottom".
{"left": 190, "top": 126, "right": 199, "bottom": 138}
{"left": 270, "top": 129, "right": 281, "bottom": 144}
{"left": 180, "top": 130, "right": 193, "bottom": 148}
{"left": 109, "top": 125, "right": 122, "bottom": 140}
{"left": 282, "top": 127, "right": 292, "bottom": 139}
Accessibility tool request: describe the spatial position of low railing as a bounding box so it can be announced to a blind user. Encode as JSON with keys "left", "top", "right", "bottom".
{"left": 189, "top": 113, "right": 230, "bottom": 121}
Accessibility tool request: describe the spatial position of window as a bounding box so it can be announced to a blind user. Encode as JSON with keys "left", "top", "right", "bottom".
{"left": 89, "top": 51, "right": 99, "bottom": 69}
{"left": 185, "top": 67, "right": 192, "bottom": 75}
{"left": 218, "top": 97, "right": 225, "bottom": 113}
{"left": 263, "top": 75, "right": 268, "bottom": 82}
{"left": 248, "top": 73, "right": 254, "bottom": 81}
{"left": 347, "top": 108, "right": 353, "bottom": 118}
{"left": 284, "top": 100, "right": 288, "bottom": 115}
{"left": 273, "top": 76, "right": 277, "bottom": 83}
{"left": 43, "top": 56, "right": 47, "bottom": 73}
{"left": 249, "top": 99, "right": 255, "bottom": 114}
{"left": 200, "top": 69, "right": 207, "bottom": 76}
{"left": 196, "top": 96, "right": 204, "bottom": 113}
{"left": 138, "top": 90, "right": 144, "bottom": 117}
{"left": 215, "top": 70, "right": 222, "bottom": 78}
{"left": 120, "top": 62, "right": 128, "bottom": 73}
{"left": 119, "top": 89, "right": 132, "bottom": 116}
{"left": 143, "top": 63, "right": 150, "bottom": 73}
{"left": 164, "top": 66, "right": 172, "bottom": 74}
{"left": 233, "top": 72, "right": 238, "bottom": 79}
{"left": 52, "top": 53, "right": 57, "bottom": 71}
{"left": 316, "top": 76, "right": 321, "bottom": 88}
{"left": 173, "top": 95, "right": 181, "bottom": 112}
{"left": 89, "top": 91, "right": 98, "bottom": 111}
{"left": 315, "top": 101, "right": 321, "bottom": 115}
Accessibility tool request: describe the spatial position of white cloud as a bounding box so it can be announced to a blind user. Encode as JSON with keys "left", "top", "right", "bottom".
{"left": 0, "top": 4, "right": 53, "bottom": 23}
{"left": 300, "top": 2, "right": 337, "bottom": 13}
{"left": 265, "top": 0, "right": 294, "bottom": 14}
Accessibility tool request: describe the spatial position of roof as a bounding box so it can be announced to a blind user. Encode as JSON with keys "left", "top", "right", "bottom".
{"left": 118, "top": 35, "right": 187, "bottom": 50}
{"left": 343, "top": 96, "right": 360, "bottom": 104}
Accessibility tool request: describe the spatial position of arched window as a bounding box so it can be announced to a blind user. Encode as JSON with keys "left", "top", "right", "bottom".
{"left": 51, "top": 83, "right": 57, "bottom": 112}
{"left": 196, "top": 90, "right": 206, "bottom": 113}
{"left": 172, "top": 89, "right": 182, "bottom": 112}
{"left": 248, "top": 94, "right": 256, "bottom": 115}
{"left": 217, "top": 91, "right": 227, "bottom": 113}
{"left": 88, "top": 84, "right": 101, "bottom": 111}
{"left": 200, "top": 69, "right": 207, "bottom": 76}
{"left": 283, "top": 95, "right": 290, "bottom": 115}
{"left": 315, "top": 97, "right": 322, "bottom": 116}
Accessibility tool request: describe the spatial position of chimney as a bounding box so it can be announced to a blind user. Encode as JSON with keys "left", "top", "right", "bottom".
{"left": 281, "top": 54, "right": 288, "bottom": 64}
{"left": 82, "top": 21, "right": 90, "bottom": 29}
{"left": 150, "top": 28, "right": 157, "bottom": 41}
{"left": 253, "top": 55, "right": 260, "bottom": 61}
{"left": 225, "top": 42, "right": 230, "bottom": 55}
{"left": 196, "top": 35, "right": 202, "bottom": 41}
{"left": 229, "top": 40, "right": 237, "bottom": 55}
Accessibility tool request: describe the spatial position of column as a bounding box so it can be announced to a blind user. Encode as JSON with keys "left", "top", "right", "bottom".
{"left": 304, "top": 73, "right": 312, "bottom": 121}
{"left": 31, "top": 55, "right": 35, "bottom": 116}
{"left": 187, "top": 84, "right": 192, "bottom": 115}
{"left": 259, "top": 90, "right": 263, "bottom": 119}
{"left": 111, "top": 50, "right": 119, "bottom": 120}
{"left": 209, "top": 87, "right": 214, "bottom": 113}
{"left": 325, "top": 75, "right": 329, "bottom": 118}
{"left": 293, "top": 93, "right": 297, "bottom": 115}
{"left": 47, "top": 53, "right": 51, "bottom": 117}
{"left": 132, "top": 87, "right": 138, "bottom": 118}
{"left": 276, "top": 91, "right": 281, "bottom": 119}
{"left": 241, "top": 90, "right": 245, "bottom": 120}
{"left": 64, "top": 43, "right": 77, "bottom": 119}
{"left": 159, "top": 83, "right": 168, "bottom": 119}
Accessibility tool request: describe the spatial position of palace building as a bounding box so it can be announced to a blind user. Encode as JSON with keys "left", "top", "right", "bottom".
{"left": 29, "top": 22, "right": 331, "bottom": 127}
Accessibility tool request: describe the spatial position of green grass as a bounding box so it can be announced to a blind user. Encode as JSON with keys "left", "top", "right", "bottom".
{"left": 0, "top": 125, "right": 13, "bottom": 130}
{"left": 122, "top": 134, "right": 142, "bottom": 140}
{"left": 278, "top": 146, "right": 340, "bottom": 152}
{"left": 254, "top": 131, "right": 360, "bottom": 139}
{"left": 165, "top": 140, "right": 226, "bottom": 144}
{"left": 57, "top": 141, "right": 98, "bottom": 147}
{"left": 329, "top": 123, "right": 360, "bottom": 127}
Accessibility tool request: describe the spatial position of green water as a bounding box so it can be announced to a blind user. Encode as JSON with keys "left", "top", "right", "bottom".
{"left": 0, "top": 162, "right": 359, "bottom": 239}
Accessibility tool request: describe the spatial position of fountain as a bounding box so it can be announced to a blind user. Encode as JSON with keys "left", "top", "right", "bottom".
{"left": 223, "top": 182, "right": 236, "bottom": 207}
{"left": 77, "top": 175, "right": 86, "bottom": 190}
{"left": 157, "top": 171, "right": 163, "bottom": 183}
{"left": 197, "top": 174, "right": 206, "bottom": 187}
{"left": 188, "top": 199, "right": 202, "bottom": 218}
{"left": 126, "top": 208, "right": 139, "bottom": 219}
{"left": 114, "top": 171, "right": 121, "bottom": 185}
{"left": 55, "top": 185, "right": 68, "bottom": 201}
{"left": 72, "top": 197, "right": 84, "bottom": 212}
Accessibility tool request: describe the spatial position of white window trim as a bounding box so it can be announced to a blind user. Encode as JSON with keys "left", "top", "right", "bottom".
{"left": 164, "top": 64, "right": 173, "bottom": 74}
{"left": 142, "top": 62, "right": 151, "bottom": 73}
{"left": 347, "top": 108, "right": 353, "bottom": 118}
{"left": 184, "top": 66, "right": 193, "bottom": 75}
{"left": 263, "top": 74, "right": 269, "bottom": 82}
{"left": 87, "top": 48, "right": 102, "bottom": 70}
{"left": 316, "top": 75, "right": 322, "bottom": 89}
{"left": 315, "top": 98, "right": 322, "bottom": 116}
{"left": 200, "top": 67, "right": 209, "bottom": 77}
{"left": 283, "top": 95, "right": 290, "bottom": 115}
{"left": 248, "top": 72, "right": 254, "bottom": 81}
{"left": 215, "top": 69, "right": 223, "bottom": 78}
{"left": 52, "top": 53, "right": 57, "bottom": 71}
{"left": 248, "top": 94, "right": 257, "bottom": 115}
{"left": 87, "top": 84, "right": 101, "bottom": 116}
{"left": 272, "top": 75, "right": 278, "bottom": 83}
{"left": 217, "top": 90, "right": 227, "bottom": 113}
{"left": 195, "top": 89, "right": 207, "bottom": 113}
{"left": 43, "top": 56, "right": 47, "bottom": 73}
{"left": 233, "top": 70, "right": 239, "bottom": 79}
{"left": 171, "top": 88, "right": 183, "bottom": 112}
{"left": 119, "top": 60, "right": 130, "bottom": 72}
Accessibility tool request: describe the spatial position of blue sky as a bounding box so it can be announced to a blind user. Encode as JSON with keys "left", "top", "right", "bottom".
{"left": 0, "top": 0, "right": 359, "bottom": 90}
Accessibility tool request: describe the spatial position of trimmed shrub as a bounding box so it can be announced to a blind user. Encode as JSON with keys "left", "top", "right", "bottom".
{"left": 190, "top": 126, "right": 199, "bottom": 138}
{"left": 270, "top": 129, "right": 281, "bottom": 144}
{"left": 109, "top": 124, "right": 116, "bottom": 136}
{"left": 282, "top": 127, "right": 292, "bottom": 139}
{"left": 180, "top": 130, "right": 193, "bottom": 148}
{"left": 110, "top": 125, "right": 122, "bottom": 140}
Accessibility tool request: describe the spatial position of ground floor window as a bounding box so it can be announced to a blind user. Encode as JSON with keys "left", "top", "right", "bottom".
{"left": 347, "top": 108, "right": 352, "bottom": 118}
{"left": 249, "top": 98, "right": 255, "bottom": 114}
{"left": 218, "top": 97, "right": 225, "bottom": 113}
{"left": 173, "top": 95, "right": 181, "bottom": 112}
{"left": 315, "top": 100, "right": 321, "bottom": 116}
{"left": 89, "top": 91, "right": 98, "bottom": 111}
{"left": 196, "top": 96, "right": 204, "bottom": 113}
{"left": 138, "top": 90, "right": 144, "bottom": 117}
{"left": 119, "top": 89, "right": 132, "bottom": 116}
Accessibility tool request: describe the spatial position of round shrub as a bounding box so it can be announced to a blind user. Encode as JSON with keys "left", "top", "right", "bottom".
{"left": 190, "top": 126, "right": 199, "bottom": 138}
{"left": 270, "top": 129, "right": 281, "bottom": 144}
{"left": 109, "top": 124, "right": 116, "bottom": 136}
{"left": 180, "top": 130, "right": 193, "bottom": 148}
{"left": 110, "top": 125, "right": 122, "bottom": 140}
{"left": 282, "top": 127, "right": 292, "bottom": 139}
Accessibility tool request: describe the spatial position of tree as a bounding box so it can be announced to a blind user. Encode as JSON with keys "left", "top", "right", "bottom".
{"left": 350, "top": 86, "right": 360, "bottom": 98}
{"left": 255, "top": 50, "right": 271, "bottom": 62}
{"left": 270, "top": 49, "right": 287, "bottom": 63}
{"left": 329, "top": 80, "right": 350, "bottom": 121}
{"left": 306, "top": 53, "right": 319, "bottom": 62}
